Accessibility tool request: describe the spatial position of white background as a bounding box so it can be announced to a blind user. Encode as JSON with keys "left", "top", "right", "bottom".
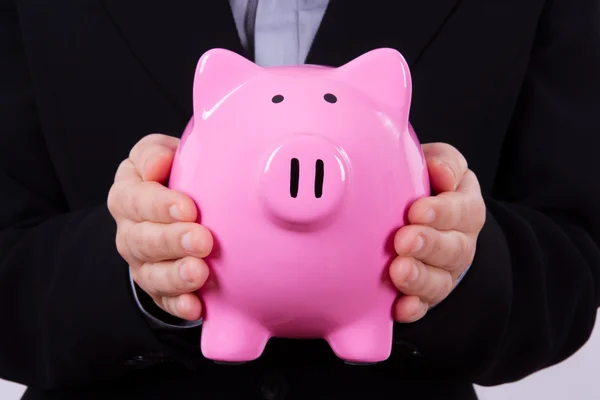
{"left": 1, "top": 311, "right": 598, "bottom": 399}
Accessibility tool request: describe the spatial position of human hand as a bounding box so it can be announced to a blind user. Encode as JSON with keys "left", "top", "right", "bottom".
{"left": 107, "top": 134, "right": 213, "bottom": 321}
{"left": 390, "top": 143, "right": 486, "bottom": 323}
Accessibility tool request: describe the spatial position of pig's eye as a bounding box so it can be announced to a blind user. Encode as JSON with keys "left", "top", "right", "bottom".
{"left": 271, "top": 95, "right": 284, "bottom": 103}
{"left": 324, "top": 93, "right": 337, "bottom": 104}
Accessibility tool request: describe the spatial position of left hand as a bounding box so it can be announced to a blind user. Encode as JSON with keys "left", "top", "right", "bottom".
{"left": 390, "top": 143, "right": 486, "bottom": 323}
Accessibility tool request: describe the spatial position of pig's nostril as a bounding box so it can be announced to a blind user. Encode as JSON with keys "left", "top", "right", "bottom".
{"left": 290, "top": 158, "right": 300, "bottom": 198}
{"left": 314, "top": 159, "right": 324, "bottom": 198}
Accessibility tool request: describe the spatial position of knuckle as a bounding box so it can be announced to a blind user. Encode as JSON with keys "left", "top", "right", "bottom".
{"left": 138, "top": 264, "right": 157, "bottom": 291}
{"left": 106, "top": 189, "right": 119, "bottom": 215}
{"left": 114, "top": 159, "right": 130, "bottom": 178}
{"left": 130, "top": 144, "right": 156, "bottom": 171}
{"left": 161, "top": 296, "right": 178, "bottom": 317}
{"left": 115, "top": 231, "right": 130, "bottom": 260}
{"left": 149, "top": 227, "right": 171, "bottom": 254}
{"left": 127, "top": 225, "right": 149, "bottom": 260}
{"left": 438, "top": 275, "right": 454, "bottom": 299}
{"left": 143, "top": 133, "right": 164, "bottom": 143}
{"left": 130, "top": 182, "right": 170, "bottom": 221}
{"left": 472, "top": 199, "right": 487, "bottom": 228}
{"left": 453, "top": 234, "right": 473, "bottom": 270}
{"left": 457, "top": 154, "right": 468, "bottom": 173}
{"left": 107, "top": 183, "right": 125, "bottom": 216}
{"left": 146, "top": 182, "right": 169, "bottom": 218}
{"left": 153, "top": 228, "right": 176, "bottom": 261}
{"left": 153, "top": 146, "right": 171, "bottom": 161}
{"left": 128, "top": 143, "right": 144, "bottom": 163}
{"left": 456, "top": 197, "right": 470, "bottom": 225}
{"left": 456, "top": 235, "right": 470, "bottom": 264}
{"left": 112, "top": 159, "right": 131, "bottom": 184}
{"left": 149, "top": 200, "right": 163, "bottom": 221}
{"left": 465, "top": 240, "right": 477, "bottom": 266}
{"left": 443, "top": 238, "right": 462, "bottom": 269}
{"left": 128, "top": 188, "right": 144, "bottom": 220}
{"left": 446, "top": 144, "right": 467, "bottom": 170}
{"left": 130, "top": 135, "right": 160, "bottom": 157}
{"left": 439, "top": 197, "right": 459, "bottom": 226}
{"left": 425, "top": 272, "right": 451, "bottom": 301}
{"left": 425, "top": 231, "right": 442, "bottom": 258}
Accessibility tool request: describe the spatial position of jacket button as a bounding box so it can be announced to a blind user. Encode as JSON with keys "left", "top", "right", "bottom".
{"left": 393, "top": 338, "right": 421, "bottom": 357}
{"left": 260, "top": 372, "right": 288, "bottom": 400}
{"left": 124, "top": 352, "right": 171, "bottom": 368}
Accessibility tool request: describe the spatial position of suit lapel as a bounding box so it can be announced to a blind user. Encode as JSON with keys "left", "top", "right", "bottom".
{"left": 307, "top": 0, "right": 464, "bottom": 67}
{"left": 102, "top": 0, "right": 245, "bottom": 117}
{"left": 102, "top": 0, "right": 463, "bottom": 114}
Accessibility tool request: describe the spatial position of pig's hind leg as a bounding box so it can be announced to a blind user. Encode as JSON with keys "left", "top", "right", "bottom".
{"left": 200, "top": 303, "right": 271, "bottom": 363}
{"left": 325, "top": 316, "right": 393, "bottom": 364}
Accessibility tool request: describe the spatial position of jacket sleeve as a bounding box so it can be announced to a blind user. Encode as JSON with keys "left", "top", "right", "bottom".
{"left": 392, "top": 0, "right": 600, "bottom": 385}
{"left": 0, "top": 3, "right": 201, "bottom": 390}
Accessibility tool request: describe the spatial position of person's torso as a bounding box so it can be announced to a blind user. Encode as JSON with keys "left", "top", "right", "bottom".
{"left": 16, "top": 0, "right": 546, "bottom": 212}
{"left": 15, "top": 1, "right": 545, "bottom": 399}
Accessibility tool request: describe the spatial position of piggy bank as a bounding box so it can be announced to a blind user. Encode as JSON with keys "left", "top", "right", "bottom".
{"left": 168, "top": 48, "right": 430, "bottom": 364}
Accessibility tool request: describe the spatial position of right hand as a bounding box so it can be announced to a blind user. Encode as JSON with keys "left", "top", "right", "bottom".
{"left": 107, "top": 134, "right": 213, "bottom": 321}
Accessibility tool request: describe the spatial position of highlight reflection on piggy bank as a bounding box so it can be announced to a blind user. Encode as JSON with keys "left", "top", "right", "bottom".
{"left": 168, "top": 48, "right": 430, "bottom": 364}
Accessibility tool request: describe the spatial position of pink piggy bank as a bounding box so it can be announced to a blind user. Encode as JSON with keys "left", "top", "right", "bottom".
{"left": 168, "top": 48, "right": 430, "bottom": 364}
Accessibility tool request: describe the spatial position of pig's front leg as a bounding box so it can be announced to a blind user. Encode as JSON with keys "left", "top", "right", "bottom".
{"left": 325, "top": 315, "right": 393, "bottom": 364}
{"left": 200, "top": 302, "right": 271, "bottom": 363}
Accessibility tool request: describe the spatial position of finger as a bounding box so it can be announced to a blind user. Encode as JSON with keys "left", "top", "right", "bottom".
{"left": 393, "top": 295, "right": 429, "bottom": 323}
{"left": 159, "top": 293, "right": 203, "bottom": 321}
{"left": 394, "top": 225, "right": 475, "bottom": 272}
{"left": 123, "top": 221, "right": 213, "bottom": 262}
{"left": 113, "top": 159, "right": 141, "bottom": 184}
{"left": 129, "top": 134, "right": 180, "bottom": 182}
{"left": 408, "top": 170, "right": 485, "bottom": 232}
{"left": 134, "top": 256, "right": 210, "bottom": 298}
{"left": 109, "top": 180, "right": 197, "bottom": 223}
{"left": 422, "top": 143, "right": 468, "bottom": 193}
{"left": 389, "top": 256, "right": 454, "bottom": 305}
{"left": 108, "top": 161, "right": 140, "bottom": 219}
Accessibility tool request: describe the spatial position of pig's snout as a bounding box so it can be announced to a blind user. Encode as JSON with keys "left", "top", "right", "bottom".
{"left": 259, "top": 134, "right": 348, "bottom": 225}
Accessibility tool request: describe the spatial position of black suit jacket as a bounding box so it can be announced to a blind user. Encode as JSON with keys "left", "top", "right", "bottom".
{"left": 1, "top": 1, "right": 599, "bottom": 399}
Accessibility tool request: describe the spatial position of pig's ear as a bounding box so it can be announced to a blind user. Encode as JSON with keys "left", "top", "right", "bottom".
{"left": 192, "top": 48, "right": 261, "bottom": 119}
{"left": 331, "top": 48, "right": 412, "bottom": 121}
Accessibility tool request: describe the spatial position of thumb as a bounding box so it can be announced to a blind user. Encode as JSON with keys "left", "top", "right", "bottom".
{"left": 128, "top": 134, "right": 180, "bottom": 183}
{"left": 422, "top": 143, "right": 468, "bottom": 193}
{"left": 142, "top": 149, "right": 176, "bottom": 183}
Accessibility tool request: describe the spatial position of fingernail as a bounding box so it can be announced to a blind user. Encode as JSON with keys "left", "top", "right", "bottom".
{"left": 436, "top": 158, "right": 455, "bottom": 176}
{"left": 423, "top": 208, "right": 436, "bottom": 223}
{"left": 179, "top": 261, "right": 193, "bottom": 283}
{"left": 181, "top": 232, "right": 195, "bottom": 252}
{"left": 405, "top": 311, "right": 419, "bottom": 323}
{"left": 412, "top": 235, "right": 425, "bottom": 253}
{"left": 434, "top": 159, "right": 459, "bottom": 190}
{"left": 406, "top": 309, "right": 422, "bottom": 323}
{"left": 407, "top": 260, "right": 420, "bottom": 283}
{"left": 169, "top": 204, "right": 182, "bottom": 220}
{"left": 176, "top": 296, "right": 188, "bottom": 316}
